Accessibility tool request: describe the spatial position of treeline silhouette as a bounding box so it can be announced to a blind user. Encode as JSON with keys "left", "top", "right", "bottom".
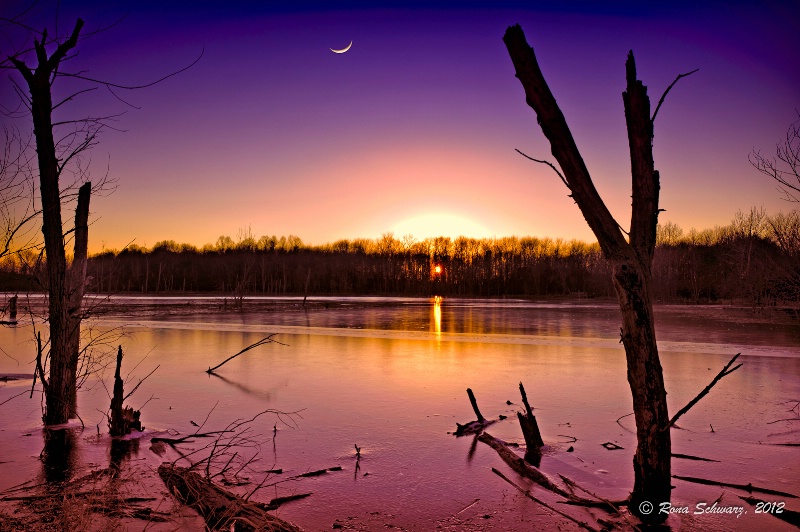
{"left": 1, "top": 208, "right": 797, "bottom": 305}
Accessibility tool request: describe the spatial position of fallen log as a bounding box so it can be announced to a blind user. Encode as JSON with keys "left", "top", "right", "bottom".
{"left": 671, "top": 452, "right": 718, "bottom": 462}
{"left": 158, "top": 463, "right": 302, "bottom": 531}
{"left": 492, "top": 468, "right": 600, "bottom": 532}
{"left": 477, "top": 432, "right": 626, "bottom": 508}
{"left": 263, "top": 492, "right": 312, "bottom": 510}
{"left": 739, "top": 495, "right": 800, "bottom": 528}
{"left": 673, "top": 475, "right": 798, "bottom": 499}
{"left": 0, "top": 373, "right": 33, "bottom": 382}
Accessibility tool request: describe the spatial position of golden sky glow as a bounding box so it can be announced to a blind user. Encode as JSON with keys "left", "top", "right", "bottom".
{"left": 4, "top": 3, "right": 796, "bottom": 254}
{"left": 392, "top": 213, "right": 493, "bottom": 241}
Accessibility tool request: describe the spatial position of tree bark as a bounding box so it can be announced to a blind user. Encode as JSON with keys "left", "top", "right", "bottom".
{"left": 503, "top": 24, "right": 671, "bottom": 523}
{"left": 9, "top": 20, "right": 85, "bottom": 425}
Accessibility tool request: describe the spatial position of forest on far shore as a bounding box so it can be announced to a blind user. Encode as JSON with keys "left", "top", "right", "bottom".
{"left": 0, "top": 207, "right": 797, "bottom": 306}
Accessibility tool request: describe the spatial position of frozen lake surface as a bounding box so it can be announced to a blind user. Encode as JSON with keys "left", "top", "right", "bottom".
{"left": 1, "top": 297, "right": 799, "bottom": 530}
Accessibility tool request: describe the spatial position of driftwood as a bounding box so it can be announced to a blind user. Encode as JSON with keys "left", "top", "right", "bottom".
{"left": 151, "top": 430, "right": 232, "bottom": 447}
{"left": 671, "top": 452, "right": 718, "bottom": 462}
{"left": 0, "top": 374, "right": 33, "bottom": 382}
{"left": 477, "top": 432, "right": 626, "bottom": 508}
{"left": 739, "top": 495, "right": 800, "bottom": 528}
{"left": 491, "top": 468, "right": 600, "bottom": 532}
{"left": 109, "top": 346, "right": 142, "bottom": 436}
{"left": 673, "top": 475, "right": 798, "bottom": 499}
{"left": 158, "top": 464, "right": 302, "bottom": 531}
{"left": 668, "top": 353, "right": 742, "bottom": 429}
{"left": 206, "top": 335, "right": 285, "bottom": 374}
{"left": 265, "top": 492, "right": 311, "bottom": 509}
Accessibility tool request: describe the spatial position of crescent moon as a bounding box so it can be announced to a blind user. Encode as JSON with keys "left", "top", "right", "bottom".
{"left": 331, "top": 41, "right": 352, "bottom": 54}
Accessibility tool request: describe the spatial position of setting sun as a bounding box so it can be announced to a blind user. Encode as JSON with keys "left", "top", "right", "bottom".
{"left": 391, "top": 213, "right": 492, "bottom": 240}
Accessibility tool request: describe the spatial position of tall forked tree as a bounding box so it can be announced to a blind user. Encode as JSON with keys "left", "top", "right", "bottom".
{"left": 8, "top": 20, "right": 91, "bottom": 425}
{"left": 503, "top": 25, "right": 692, "bottom": 523}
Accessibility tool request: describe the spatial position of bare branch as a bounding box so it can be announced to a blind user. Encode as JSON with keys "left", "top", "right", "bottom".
{"left": 56, "top": 48, "right": 204, "bottom": 90}
{"left": 51, "top": 87, "right": 98, "bottom": 111}
{"left": 206, "top": 334, "right": 287, "bottom": 374}
{"left": 667, "top": 353, "right": 742, "bottom": 429}
{"left": 515, "top": 148, "right": 569, "bottom": 188}
{"left": 751, "top": 113, "right": 800, "bottom": 202}
{"left": 651, "top": 68, "right": 699, "bottom": 124}
{"left": 123, "top": 364, "right": 159, "bottom": 401}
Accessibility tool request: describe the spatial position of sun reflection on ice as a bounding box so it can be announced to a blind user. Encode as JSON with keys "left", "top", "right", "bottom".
{"left": 432, "top": 296, "right": 442, "bottom": 337}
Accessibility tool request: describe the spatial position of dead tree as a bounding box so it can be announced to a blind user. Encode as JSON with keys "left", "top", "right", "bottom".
{"left": 8, "top": 20, "right": 90, "bottom": 425}
{"left": 5, "top": 14, "right": 197, "bottom": 425}
{"left": 503, "top": 25, "right": 695, "bottom": 523}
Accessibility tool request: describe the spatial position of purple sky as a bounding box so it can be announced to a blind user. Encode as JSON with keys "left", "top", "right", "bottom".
{"left": 3, "top": 1, "right": 798, "bottom": 252}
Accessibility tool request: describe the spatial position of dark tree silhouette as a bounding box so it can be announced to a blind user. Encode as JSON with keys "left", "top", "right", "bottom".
{"left": 8, "top": 20, "right": 91, "bottom": 425}
{"left": 3, "top": 6, "right": 198, "bottom": 425}
{"left": 503, "top": 24, "right": 696, "bottom": 523}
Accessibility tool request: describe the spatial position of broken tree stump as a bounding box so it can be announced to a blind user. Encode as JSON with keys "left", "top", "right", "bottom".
{"left": 0, "top": 295, "right": 18, "bottom": 325}
{"left": 109, "top": 346, "right": 142, "bottom": 437}
{"left": 455, "top": 388, "right": 499, "bottom": 436}
{"left": 467, "top": 388, "right": 485, "bottom": 422}
{"left": 158, "top": 464, "right": 302, "bottom": 531}
{"left": 517, "top": 381, "right": 544, "bottom": 454}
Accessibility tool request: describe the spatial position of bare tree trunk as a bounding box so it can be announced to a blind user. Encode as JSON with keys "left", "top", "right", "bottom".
{"left": 503, "top": 25, "right": 671, "bottom": 523}
{"left": 10, "top": 20, "right": 85, "bottom": 425}
{"left": 66, "top": 183, "right": 91, "bottom": 414}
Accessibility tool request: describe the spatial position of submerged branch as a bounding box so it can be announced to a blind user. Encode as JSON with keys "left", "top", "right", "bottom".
{"left": 492, "top": 468, "right": 600, "bottom": 532}
{"left": 206, "top": 334, "right": 286, "bottom": 374}
{"left": 477, "top": 432, "right": 626, "bottom": 508}
{"left": 673, "top": 475, "right": 798, "bottom": 499}
{"left": 668, "top": 353, "right": 742, "bottom": 429}
{"left": 739, "top": 496, "right": 800, "bottom": 528}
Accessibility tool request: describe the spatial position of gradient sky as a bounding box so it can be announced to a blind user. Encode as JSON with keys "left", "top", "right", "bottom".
{"left": 3, "top": 1, "right": 798, "bottom": 253}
